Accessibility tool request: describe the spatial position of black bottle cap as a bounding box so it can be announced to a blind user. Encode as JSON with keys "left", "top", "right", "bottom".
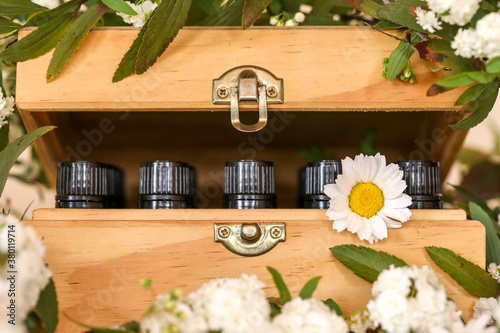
{"left": 297, "top": 167, "right": 306, "bottom": 208}
{"left": 56, "top": 161, "right": 124, "bottom": 208}
{"left": 223, "top": 160, "right": 276, "bottom": 209}
{"left": 397, "top": 160, "right": 442, "bottom": 209}
{"left": 138, "top": 161, "right": 195, "bottom": 209}
{"left": 303, "top": 160, "right": 341, "bottom": 209}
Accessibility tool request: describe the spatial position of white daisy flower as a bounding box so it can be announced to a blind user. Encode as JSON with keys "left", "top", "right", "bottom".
{"left": 324, "top": 153, "right": 412, "bottom": 243}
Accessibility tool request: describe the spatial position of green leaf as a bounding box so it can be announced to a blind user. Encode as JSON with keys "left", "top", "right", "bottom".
{"left": 455, "top": 84, "right": 487, "bottom": 106}
{"left": 102, "top": 0, "right": 137, "bottom": 15}
{"left": 468, "top": 72, "right": 496, "bottom": 84}
{"left": 120, "top": 321, "right": 140, "bottom": 332}
{"left": 136, "top": 0, "right": 191, "bottom": 75}
{"left": 299, "top": 276, "right": 322, "bottom": 299}
{"left": 0, "top": 123, "right": 9, "bottom": 152}
{"left": 486, "top": 57, "right": 500, "bottom": 74}
{"left": 377, "top": 0, "right": 428, "bottom": 33}
{"left": 450, "top": 80, "right": 500, "bottom": 130}
{"left": 64, "top": 313, "right": 137, "bottom": 333}
{"left": 35, "top": 278, "right": 58, "bottom": 333}
{"left": 330, "top": 245, "right": 408, "bottom": 283}
{"left": 269, "top": 300, "right": 281, "bottom": 318}
{"left": 323, "top": 299, "right": 342, "bottom": 316}
{"left": 46, "top": 1, "right": 108, "bottom": 82}
{"left": 0, "top": 0, "right": 47, "bottom": 16}
{"left": 0, "top": 17, "right": 20, "bottom": 35}
{"left": 470, "top": 202, "right": 500, "bottom": 266}
{"left": 242, "top": 0, "right": 273, "bottom": 29}
{"left": 0, "top": 126, "right": 54, "bottom": 197}
{"left": 0, "top": 13, "right": 76, "bottom": 63}
{"left": 112, "top": 20, "right": 149, "bottom": 82}
{"left": 196, "top": 0, "right": 244, "bottom": 26}
{"left": 436, "top": 72, "right": 478, "bottom": 88}
{"left": 373, "top": 20, "right": 403, "bottom": 29}
{"left": 267, "top": 266, "right": 292, "bottom": 305}
{"left": 360, "top": 0, "right": 381, "bottom": 19}
{"left": 386, "top": 32, "right": 420, "bottom": 81}
{"left": 26, "top": 0, "right": 83, "bottom": 27}
{"left": 426, "top": 246, "right": 500, "bottom": 297}
{"left": 192, "top": 0, "right": 220, "bottom": 15}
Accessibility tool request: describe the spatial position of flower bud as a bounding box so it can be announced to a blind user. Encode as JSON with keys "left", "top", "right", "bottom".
{"left": 294, "top": 12, "right": 305, "bottom": 23}
{"left": 404, "top": 67, "right": 412, "bottom": 78}
{"left": 270, "top": 16, "right": 278, "bottom": 25}
{"left": 285, "top": 19, "right": 297, "bottom": 26}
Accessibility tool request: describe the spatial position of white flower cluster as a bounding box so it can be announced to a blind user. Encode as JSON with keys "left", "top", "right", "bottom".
{"left": 269, "top": 5, "right": 308, "bottom": 27}
{"left": 267, "top": 298, "right": 348, "bottom": 333}
{"left": 451, "top": 13, "right": 500, "bottom": 59}
{"left": 117, "top": 1, "right": 158, "bottom": 28}
{"left": 488, "top": 263, "right": 500, "bottom": 282}
{"left": 473, "top": 297, "right": 500, "bottom": 325}
{"left": 348, "top": 310, "right": 376, "bottom": 333}
{"left": 0, "top": 90, "right": 15, "bottom": 129}
{"left": 430, "top": 314, "right": 497, "bottom": 333}
{"left": 0, "top": 216, "right": 52, "bottom": 333}
{"left": 427, "top": 0, "right": 481, "bottom": 26}
{"left": 367, "top": 265, "right": 461, "bottom": 333}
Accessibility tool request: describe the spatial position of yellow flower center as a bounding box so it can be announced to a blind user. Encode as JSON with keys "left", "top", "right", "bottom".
{"left": 349, "top": 182, "right": 384, "bottom": 218}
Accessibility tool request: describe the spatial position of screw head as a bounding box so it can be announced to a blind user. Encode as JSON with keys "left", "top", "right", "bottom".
{"left": 218, "top": 226, "right": 231, "bottom": 238}
{"left": 270, "top": 226, "right": 282, "bottom": 239}
{"left": 241, "top": 223, "right": 261, "bottom": 241}
{"left": 217, "top": 86, "right": 229, "bottom": 98}
{"left": 266, "top": 86, "right": 278, "bottom": 98}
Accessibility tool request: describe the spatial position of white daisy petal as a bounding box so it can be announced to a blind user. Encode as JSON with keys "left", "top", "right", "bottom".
{"left": 382, "top": 180, "right": 407, "bottom": 200}
{"left": 341, "top": 156, "right": 354, "bottom": 172}
{"left": 325, "top": 207, "right": 350, "bottom": 220}
{"left": 370, "top": 215, "right": 388, "bottom": 240}
{"left": 385, "top": 194, "right": 413, "bottom": 209}
{"left": 335, "top": 174, "right": 357, "bottom": 195}
{"left": 329, "top": 194, "right": 349, "bottom": 211}
{"left": 347, "top": 213, "right": 363, "bottom": 233}
{"left": 323, "top": 184, "right": 341, "bottom": 198}
{"left": 333, "top": 218, "right": 349, "bottom": 232}
{"left": 378, "top": 212, "right": 403, "bottom": 228}
{"left": 373, "top": 163, "right": 400, "bottom": 187}
{"left": 380, "top": 206, "right": 409, "bottom": 222}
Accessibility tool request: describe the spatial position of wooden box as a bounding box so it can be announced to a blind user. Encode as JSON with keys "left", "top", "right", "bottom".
{"left": 15, "top": 26, "right": 483, "bottom": 332}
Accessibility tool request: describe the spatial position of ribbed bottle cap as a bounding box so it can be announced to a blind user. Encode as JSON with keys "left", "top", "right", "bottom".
{"left": 396, "top": 160, "right": 442, "bottom": 209}
{"left": 138, "top": 161, "right": 195, "bottom": 208}
{"left": 223, "top": 160, "right": 276, "bottom": 209}
{"left": 303, "top": 160, "right": 341, "bottom": 209}
{"left": 56, "top": 161, "right": 124, "bottom": 208}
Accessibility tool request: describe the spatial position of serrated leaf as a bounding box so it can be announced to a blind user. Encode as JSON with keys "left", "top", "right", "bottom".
{"left": 455, "top": 84, "right": 487, "bottom": 106}
{"left": 0, "top": 17, "right": 20, "bottom": 35}
{"left": 192, "top": 0, "right": 220, "bottom": 15}
{"left": 196, "top": 0, "right": 244, "bottom": 26}
{"left": 112, "top": 21, "right": 148, "bottom": 82}
{"left": 330, "top": 245, "right": 408, "bottom": 283}
{"left": 436, "top": 72, "right": 478, "bottom": 88}
{"left": 46, "top": 1, "right": 108, "bottom": 82}
{"left": 35, "top": 278, "right": 58, "bottom": 333}
{"left": 0, "top": 126, "right": 54, "bottom": 197}
{"left": 0, "top": 0, "right": 47, "bottom": 16}
{"left": 426, "top": 246, "right": 500, "bottom": 297}
{"left": 242, "top": 0, "right": 273, "bottom": 29}
{"left": 102, "top": 0, "right": 137, "bottom": 15}
{"left": 136, "top": 0, "right": 191, "bottom": 75}
{"left": 470, "top": 202, "right": 500, "bottom": 266}
{"left": 0, "top": 13, "right": 75, "bottom": 63}
{"left": 267, "top": 266, "right": 292, "bottom": 305}
{"left": 386, "top": 32, "right": 420, "bottom": 81}
{"left": 450, "top": 80, "right": 499, "bottom": 130}
{"left": 377, "top": 0, "right": 428, "bottom": 33}
{"left": 26, "top": 0, "right": 83, "bottom": 27}
{"left": 486, "top": 57, "right": 500, "bottom": 74}
{"left": 323, "top": 299, "right": 343, "bottom": 316}
{"left": 299, "top": 276, "right": 322, "bottom": 299}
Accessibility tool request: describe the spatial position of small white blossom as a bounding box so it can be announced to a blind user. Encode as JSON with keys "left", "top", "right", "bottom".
{"left": 415, "top": 7, "right": 442, "bottom": 33}
{"left": 31, "top": 0, "right": 61, "bottom": 10}
{"left": 271, "top": 298, "right": 349, "bottom": 333}
{"left": 0, "top": 216, "right": 52, "bottom": 328}
{"left": 451, "top": 28, "right": 483, "bottom": 58}
{"left": 285, "top": 19, "right": 298, "bottom": 26}
{"left": 473, "top": 297, "right": 500, "bottom": 325}
{"left": 0, "top": 91, "right": 15, "bottom": 128}
{"left": 367, "top": 265, "right": 461, "bottom": 333}
{"left": 476, "top": 13, "right": 500, "bottom": 58}
{"left": 348, "top": 310, "right": 376, "bottom": 333}
{"left": 427, "top": 0, "right": 453, "bottom": 14}
{"left": 441, "top": 0, "right": 481, "bottom": 26}
{"left": 187, "top": 274, "right": 271, "bottom": 332}
{"left": 430, "top": 314, "right": 497, "bottom": 333}
{"left": 294, "top": 12, "right": 305, "bottom": 23}
{"left": 332, "top": 14, "right": 341, "bottom": 21}
{"left": 270, "top": 16, "right": 278, "bottom": 26}
{"left": 487, "top": 263, "right": 500, "bottom": 282}
{"left": 299, "top": 4, "right": 313, "bottom": 14}
{"left": 117, "top": 1, "right": 157, "bottom": 28}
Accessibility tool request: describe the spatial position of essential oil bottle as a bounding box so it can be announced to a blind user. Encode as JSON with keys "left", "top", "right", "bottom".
{"left": 56, "top": 161, "right": 124, "bottom": 208}
{"left": 223, "top": 160, "right": 277, "bottom": 209}
{"left": 138, "top": 161, "right": 196, "bottom": 209}
{"left": 302, "top": 160, "right": 341, "bottom": 209}
{"left": 397, "top": 160, "right": 443, "bottom": 209}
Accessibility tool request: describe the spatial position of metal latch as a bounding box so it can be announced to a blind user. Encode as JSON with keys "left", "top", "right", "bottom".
{"left": 214, "top": 222, "right": 286, "bottom": 256}
{"left": 213, "top": 66, "right": 284, "bottom": 133}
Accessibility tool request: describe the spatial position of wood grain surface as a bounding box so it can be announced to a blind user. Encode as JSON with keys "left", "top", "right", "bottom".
{"left": 27, "top": 209, "right": 483, "bottom": 332}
